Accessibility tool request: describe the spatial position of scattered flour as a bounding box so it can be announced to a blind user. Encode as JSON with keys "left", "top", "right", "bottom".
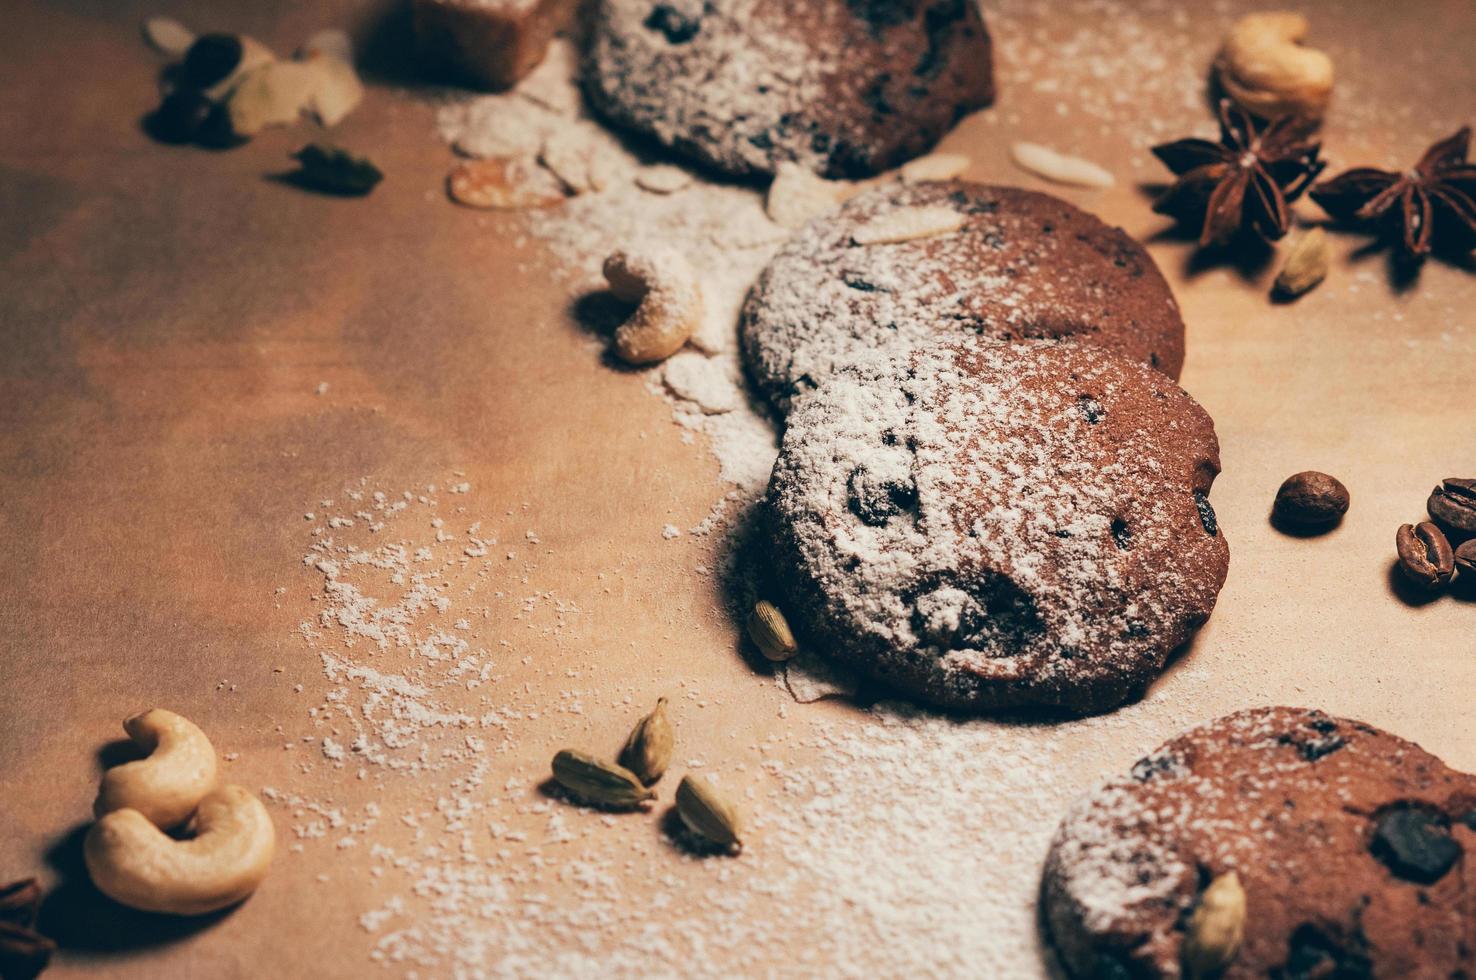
{"left": 267, "top": 2, "right": 1473, "bottom": 976}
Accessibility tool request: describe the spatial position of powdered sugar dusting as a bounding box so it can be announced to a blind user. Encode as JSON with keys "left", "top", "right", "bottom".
{"left": 768, "top": 341, "right": 1226, "bottom": 713}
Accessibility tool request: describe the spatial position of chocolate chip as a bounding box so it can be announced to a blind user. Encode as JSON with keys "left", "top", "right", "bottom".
{"left": 1110, "top": 518, "right": 1132, "bottom": 550}
{"left": 1194, "top": 491, "right": 1218, "bottom": 536}
{"left": 1078, "top": 395, "right": 1106, "bottom": 424}
{"left": 1369, "top": 807, "right": 1461, "bottom": 884}
{"left": 843, "top": 274, "right": 883, "bottom": 292}
{"left": 847, "top": 467, "right": 916, "bottom": 526}
{"left": 1123, "top": 619, "right": 1150, "bottom": 638}
{"left": 1281, "top": 924, "right": 1373, "bottom": 980}
{"left": 1277, "top": 730, "right": 1345, "bottom": 762}
{"left": 643, "top": 4, "right": 703, "bottom": 43}
{"left": 1131, "top": 753, "right": 1178, "bottom": 782}
{"left": 183, "top": 33, "right": 244, "bottom": 89}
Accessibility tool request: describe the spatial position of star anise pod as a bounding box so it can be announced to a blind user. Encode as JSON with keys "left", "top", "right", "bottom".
{"left": 1151, "top": 100, "right": 1325, "bottom": 247}
{"left": 1310, "top": 126, "right": 1476, "bottom": 258}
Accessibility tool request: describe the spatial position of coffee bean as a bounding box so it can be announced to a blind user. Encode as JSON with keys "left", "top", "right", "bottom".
{"left": 1454, "top": 539, "right": 1476, "bottom": 577}
{"left": 182, "top": 33, "right": 244, "bottom": 89}
{"left": 1426, "top": 477, "right": 1476, "bottom": 539}
{"left": 1272, "top": 471, "right": 1348, "bottom": 530}
{"left": 1395, "top": 521, "right": 1454, "bottom": 590}
{"left": 1368, "top": 807, "right": 1461, "bottom": 884}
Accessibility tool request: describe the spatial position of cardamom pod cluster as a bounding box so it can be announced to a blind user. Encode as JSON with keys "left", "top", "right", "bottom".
{"left": 1182, "top": 870, "right": 1246, "bottom": 978}
{"left": 548, "top": 700, "right": 746, "bottom": 856}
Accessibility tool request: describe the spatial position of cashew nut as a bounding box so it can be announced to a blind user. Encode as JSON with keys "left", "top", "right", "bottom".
{"left": 602, "top": 250, "right": 703, "bottom": 365}
{"left": 1214, "top": 12, "right": 1333, "bottom": 120}
{"left": 94, "top": 709, "right": 218, "bottom": 830}
{"left": 85, "top": 785, "right": 275, "bottom": 916}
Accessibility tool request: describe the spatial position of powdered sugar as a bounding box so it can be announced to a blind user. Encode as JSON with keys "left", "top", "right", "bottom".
{"left": 768, "top": 340, "right": 1227, "bottom": 713}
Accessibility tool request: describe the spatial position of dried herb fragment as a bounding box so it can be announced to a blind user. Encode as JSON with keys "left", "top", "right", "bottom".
{"left": 288, "top": 144, "right": 382, "bottom": 196}
{"left": 0, "top": 921, "right": 55, "bottom": 980}
{"left": 1151, "top": 100, "right": 1324, "bottom": 247}
{"left": 0, "top": 880, "right": 41, "bottom": 928}
{"left": 1311, "top": 127, "right": 1476, "bottom": 259}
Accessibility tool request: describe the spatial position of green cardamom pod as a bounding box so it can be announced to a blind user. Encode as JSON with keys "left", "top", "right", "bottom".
{"left": 748, "top": 600, "right": 798, "bottom": 662}
{"left": 550, "top": 750, "right": 654, "bottom": 809}
{"left": 619, "top": 697, "right": 673, "bottom": 786}
{"left": 1182, "top": 870, "right": 1245, "bottom": 979}
{"left": 675, "top": 774, "right": 742, "bottom": 854}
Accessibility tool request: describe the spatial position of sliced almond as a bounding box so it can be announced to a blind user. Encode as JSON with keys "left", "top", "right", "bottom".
{"left": 852, "top": 206, "right": 965, "bottom": 246}
{"left": 900, "top": 152, "right": 971, "bottom": 183}
{"left": 540, "top": 127, "right": 600, "bottom": 195}
{"left": 304, "top": 57, "right": 363, "bottom": 128}
{"left": 1009, "top": 142, "right": 1115, "bottom": 189}
{"left": 766, "top": 163, "right": 846, "bottom": 229}
{"left": 635, "top": 165, "right": 693, "bottom": 194}
{"left": 141, "top": 16, "right": 195, "bottom": 57}
{"left": 227, "top": 61, "right": 319, "bottom": 137}
{"left": 448, "top": 157, "right": 566, "bottom": 210}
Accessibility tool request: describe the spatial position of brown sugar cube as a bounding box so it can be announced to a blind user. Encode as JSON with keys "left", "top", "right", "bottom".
{"left": 411, "top": 0, "right": 580, "bottom": 90}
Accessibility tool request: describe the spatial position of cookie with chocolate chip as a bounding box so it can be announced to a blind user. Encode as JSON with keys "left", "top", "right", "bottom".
{"left": 1043, "top": 706, "right": 1476, "bottom": 978}
{"left": 765, "top": 339, "right": 1226, "bottom": 714}
{"left": 741, "top": 180, "right": 1187, "bottom": 415}
{"left": 584, "top": 0, "right": 994, "bottom": 178}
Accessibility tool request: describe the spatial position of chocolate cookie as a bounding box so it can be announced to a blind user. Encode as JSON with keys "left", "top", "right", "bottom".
{"left": 583, "top": 0, "right": 994, "bottom": 179}
{"left": 765, "top": 339, "right": 1227, "bottom": 714}
{"left": 1043, "top": 707, "right": 1476, "bottom": 978}
{"left": 741, "top": 180, "right": 1187, "bottom": 415}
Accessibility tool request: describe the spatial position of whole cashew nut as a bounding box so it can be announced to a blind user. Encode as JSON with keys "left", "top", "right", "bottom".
{"left": 602, "top": 249, "right": 703, "bottom": 365}
{"left": 94, "top": 708, "right": 218, "bottom": 829}
{"left": 1214, "top": 12, "right": 1333, "bottom": 121}
{"left": 85, "top": 785, "right": 276, "bottom": 916}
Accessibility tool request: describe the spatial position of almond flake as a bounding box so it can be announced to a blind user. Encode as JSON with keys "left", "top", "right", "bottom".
{"left": 851, "top": 206, "right": 964, "bottom": 246}
{"left": 766, "top": 163, "right": 847, "bottom": 229}
{"left": 635, "top": 165, "right": 693, "bottom": 194}
{"left": 1009, "top": 142, "right": 1115, "bottom": 189}
{"left": 447, "top": 157, "right": 566, "bottom": 210}
{"left": 141, "top": 16, "right": 195, "bottom": 57}
{"left": 900, "top": 153, "right": 971, "bottom": 183}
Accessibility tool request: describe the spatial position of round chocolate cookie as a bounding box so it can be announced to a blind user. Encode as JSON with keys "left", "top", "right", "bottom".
{"left": 583, "top": 0, "right": 994, "bottom": 179}
{"left": 742, "top": 180, "right": 1187, "bottom": 415}
{"left": 1043, "top": 707, "right": 1476, "bottom": 978}
{"left": 765, "top": 339, "right": 1227, "bottom": 714}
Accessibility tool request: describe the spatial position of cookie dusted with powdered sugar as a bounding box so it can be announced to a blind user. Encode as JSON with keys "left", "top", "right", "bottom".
{"left": 583, "top": 0, "right": 994, "bottom": 179}
{"left": 741, "top": 180, "right": 1186, "bottom": 415}
{"left": 1043, "top": 707, "right": 1476, "bottom": 978}
{"left": 765, "top": 340, "right": 1226, "bottom": 715}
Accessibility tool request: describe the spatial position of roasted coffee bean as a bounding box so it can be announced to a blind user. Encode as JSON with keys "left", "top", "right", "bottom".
{"left": 147, "top": 88, "right": 212, "bottom": 144}
{"left": 1272, "top": 471, "right": 1349, "bottom": 530}
{"left": 1369, "top": 807, "right": 1461, "bottom": 884}
{"left": 1426, "top": 478, "right": 1476, "bottom": 539}
{"left": 182, "top": 33, "right": 244, "bottom": 89}
{"left": 1454, "top": 539, "right": 1476, "bottom": 578}
{"left": 1395, "top": 522, "right": 1454, "bottom": 589}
